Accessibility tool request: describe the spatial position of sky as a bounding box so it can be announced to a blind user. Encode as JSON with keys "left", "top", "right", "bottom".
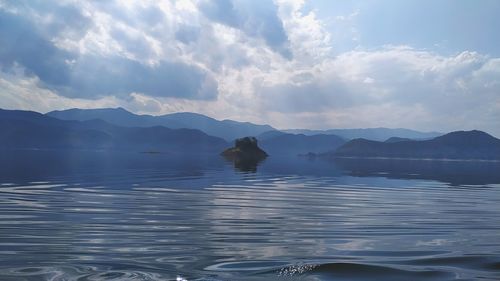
{"left": 1, "top": 0, "right": 499, "bottom": 135}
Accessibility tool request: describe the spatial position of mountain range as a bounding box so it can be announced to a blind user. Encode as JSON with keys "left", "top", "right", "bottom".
{"left": 283, "top": 128, "right": 442, "bottom": 141}
{"left": 47, "top": 107, "right": 444, "bottom": 142}
{"left": 0, "top": 109, "right": 228, "bottom": 153}
{"left": 334, "top": 130, "right": 500, "bottom": 160}
{"left": 1, "top": 108, "right": 348, "bottom": 156}
{"left": 259, "top": 133, "right": 346, "bottom": 155}
{"left": 47, "top": 108, "right": 274, "bottom": 141}
{"left": 2, "top": 107, "right": 498, "bottom": 160}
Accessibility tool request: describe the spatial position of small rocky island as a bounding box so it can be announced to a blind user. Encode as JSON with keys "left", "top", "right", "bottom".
{"left": 221, "top": 137, "right": 268, "bottom": 172}
{"left": 222, "top": 137, "right": 268, "bottom": 160}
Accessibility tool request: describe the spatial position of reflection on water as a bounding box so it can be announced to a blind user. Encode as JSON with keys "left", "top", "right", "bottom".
{"left": 333, "top": 157, "right": 500, "bottom": 186}
{"left": 0, "top": 150, "right": 499, "bottom": 280}
{"left": 222, "top": 156, "right": 267, "bottom": 173}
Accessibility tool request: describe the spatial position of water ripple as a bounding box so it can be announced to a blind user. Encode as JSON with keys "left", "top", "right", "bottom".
{"left": 1, "top": 152, "right": 500, "bottom": 280}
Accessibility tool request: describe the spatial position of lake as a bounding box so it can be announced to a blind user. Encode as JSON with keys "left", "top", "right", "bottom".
{"left": 0, "top": 150, "right": 499, "bottom": 281}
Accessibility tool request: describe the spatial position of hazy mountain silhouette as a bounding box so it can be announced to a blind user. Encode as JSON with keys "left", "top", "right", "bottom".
{"left": 47, "top": 108, "right": 275, "bottom": 141}
{"left": 384, "top": 137, "right": 413, "bottom": 143}
{"left": 256, "top": 130, "right": 288, "bottom": 141}
{"left": 260, "top": 133, "right": 346, "bottom": 156}
{"left": 1, "top": 109, "right": 228, "bottom": 153}
{"left": 283, "top": 128, "right": 441, "bottom": 141}
{"left": 5, "top": 108, "right": 497, "bottom": 159}
{"left": 334, "top": 130, "right": 500, "bottom": 160}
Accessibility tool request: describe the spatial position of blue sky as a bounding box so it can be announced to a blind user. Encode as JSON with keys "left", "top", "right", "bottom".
{"left": 310, "top": 0, "right": 500, "bottom": 55}
{"left": 0, "top": 0, "right": 499, "bottom": 135}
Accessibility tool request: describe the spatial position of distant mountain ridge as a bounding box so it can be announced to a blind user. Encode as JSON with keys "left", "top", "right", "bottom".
{"left": 0, "top": 109, "right": 228, "bottom": 153}
{"left": 47, "top": 108, "right": 275, "bottom": 141}
{"left": 47, "top": 108, "right": 445, "bottom": 142}
{"left": 0, "top": 108, "right": 347, "bottom": 156}
{"left": 5, "top": 108, "right": 497, "bottom": 159}
{"left": 283, "top": 128, "right": 442, "bottom": 141}
{"left": 259, "top": 133, "right": 346, "bottom": 155}
{"left": 334, "top": 130, "right": 500, "bottom": 160}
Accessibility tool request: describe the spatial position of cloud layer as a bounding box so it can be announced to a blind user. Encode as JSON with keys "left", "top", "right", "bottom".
{"left": 0, "top": 0, "right": 499, "bottom": 136}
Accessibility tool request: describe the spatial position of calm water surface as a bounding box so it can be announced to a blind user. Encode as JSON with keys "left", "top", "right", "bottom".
{"left": 0, "top": 150, "right": 500, "bottom": 281}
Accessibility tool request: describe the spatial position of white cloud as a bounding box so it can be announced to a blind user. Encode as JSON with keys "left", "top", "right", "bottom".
{"left": 275, "top": 0, "right": 332, "bottom": 62}
{"left": 1, "top": 0, "right": 500, "bottom": 136}
{"left": 0, "top": 68, "right": 121, "bottom": 112}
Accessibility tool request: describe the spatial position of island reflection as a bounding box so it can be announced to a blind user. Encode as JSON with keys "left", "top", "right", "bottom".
{"left": 1, "top": 150, "right": 500, "bottom": 186}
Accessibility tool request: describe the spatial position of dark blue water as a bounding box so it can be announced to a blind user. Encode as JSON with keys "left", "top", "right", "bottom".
{"left": 1, "top": 150, "right": 500, "bottom": 281}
